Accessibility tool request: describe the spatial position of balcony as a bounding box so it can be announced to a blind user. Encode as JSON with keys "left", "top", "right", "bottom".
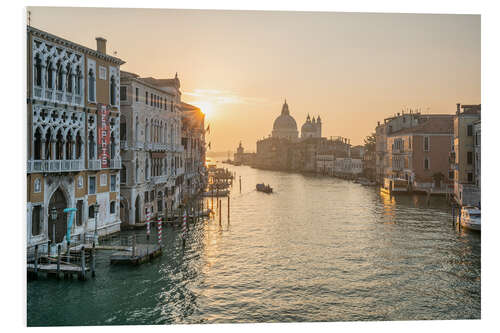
{"left": 27, "top": 159, "right": 84, "bottom": 173}
{"left": 152, "top": 175, "right": 168, "bottom": 184}
{"left": 135, "top": 141, "right": 144, "bottom": 149}
{"left": 88, "top": 159, "right": 101, "bottom": 170}
{"left": 120, "top": 140, "right": 128, "bottom": 150}
{"left": 31, "top": 86, "right": 84, "bottom": 107}
{"left": 109, "top": 159, "right": 121, "bottom": 169}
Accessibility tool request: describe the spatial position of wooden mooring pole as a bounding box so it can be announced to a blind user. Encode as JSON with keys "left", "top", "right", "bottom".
{"left": 219, "top": 199, "right": 222, "bottom": 226}
{"left": 227, "top": 196, "right": 230, "bottom": 224}
{"left": 57, "top": 244, "right": 61, "bottom": 279}
{"left": 239, "top": 176, "right": 242, "bottom": 193}
{"left": 80, "top": 247, "right": 86, "bottom": 281}
{"left": 33, "top": 244, "right": 39, "bottom": 278}
{"left": 91, "top": 241, "right": 96, "bottom": 277}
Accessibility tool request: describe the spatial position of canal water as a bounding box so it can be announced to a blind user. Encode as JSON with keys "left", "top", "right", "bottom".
{"left": 27, "top": 164, "right": 481, "bottom": 326}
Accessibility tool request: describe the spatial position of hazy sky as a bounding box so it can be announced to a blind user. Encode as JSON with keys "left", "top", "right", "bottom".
{"left": 28, "top": 7, "right": 480, "bottom": 152}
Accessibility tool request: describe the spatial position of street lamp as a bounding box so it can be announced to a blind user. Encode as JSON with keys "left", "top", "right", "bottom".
{"left": 50, "top": 207, "right": 57, "bottom": 255}
{"left": 94, "top": 203, "right": 100, "bottom": 245}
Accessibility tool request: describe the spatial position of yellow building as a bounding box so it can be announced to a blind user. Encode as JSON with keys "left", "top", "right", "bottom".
{"left": 452, "top": 103, "right": 481, "bottom": 205}
{"left": 27, "top": 26, "right": 125, "bottom": 251}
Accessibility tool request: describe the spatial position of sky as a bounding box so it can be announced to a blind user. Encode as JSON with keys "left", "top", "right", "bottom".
{"left": 28, "top": 7, "right": 480, "bottom": 152}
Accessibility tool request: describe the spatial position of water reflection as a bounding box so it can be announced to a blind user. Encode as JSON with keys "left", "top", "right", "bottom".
{"left": 27, "top": 164, "right": 480, "bottom": 326}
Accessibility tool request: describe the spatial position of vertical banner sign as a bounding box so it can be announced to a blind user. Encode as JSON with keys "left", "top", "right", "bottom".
{"left": 97, "top": 103, "right": 111, "bottom": 168}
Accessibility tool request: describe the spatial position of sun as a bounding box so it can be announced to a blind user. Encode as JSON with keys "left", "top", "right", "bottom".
{"left": 194, "top": 101, "right": 214, "bottom": 119}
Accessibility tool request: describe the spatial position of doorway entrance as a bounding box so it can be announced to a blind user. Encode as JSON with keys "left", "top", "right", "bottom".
{"left": 48, "top": 187, "right": 68, "bottom": 243}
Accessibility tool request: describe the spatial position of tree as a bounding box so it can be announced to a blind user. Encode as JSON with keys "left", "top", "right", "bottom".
{"left": 364, "top": 132, "right": 376, "bottom": 152}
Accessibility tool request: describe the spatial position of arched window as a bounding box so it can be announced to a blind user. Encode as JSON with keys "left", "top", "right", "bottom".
{"left": 135, "top": 116, "right": 139, "bottom": 142}
{"left": 110, "top": 76, "right": 116, "bottom": 105}
{"left": 75, "top": 132, "right": 83, "bottom": 159}
{"left": 89, "top": 130, "right": 95, "bottom": 160}
{"left": 66, "top": 63, "right": 72, "bottom": 93}
{"left": 110, "top": 135, "right": 116, "bottom": 158}
{"left": 110, "top": 201, "right": 116, "bottom": 215}
{"left": 33, "top": 128, "right": 42, "bottom": 160}
{"left": 46, "top": 58, "right": 53, "bottom": 89}
{"left": 34, "top": 54, "right": 42, "bottom": 87}
{"left": 56, "top": 61, "right": 64, "bottom": 91}
{"left": 75, "top": 66, "right": 82, "bottom": 95}
{"left": 145, "top": 158, "right": 149, "bottom": 180}
{"left": 88, "top": 69, "right": 95, "bottom": 102}
{"left": 120, "top": 164, "right": 127, "bottom": 184}
{"left": 135, "top": 159, "right": 139, "bottom": 183}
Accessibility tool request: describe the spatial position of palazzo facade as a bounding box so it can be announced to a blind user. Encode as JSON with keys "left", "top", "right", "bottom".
{"left": 27, "top": 26, "right": 125, "bottom": 250}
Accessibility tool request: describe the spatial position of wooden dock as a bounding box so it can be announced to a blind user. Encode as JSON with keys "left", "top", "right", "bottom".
{"left": 27, "top": 263, "right": 90, "bottom": 280}
{"left": 110, "top": 244, "right": 162, "bottom": 265}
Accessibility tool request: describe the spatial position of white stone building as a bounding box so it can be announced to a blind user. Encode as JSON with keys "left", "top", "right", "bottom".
{"left": 119, "top": 71, "right": 185, "bottom": 224}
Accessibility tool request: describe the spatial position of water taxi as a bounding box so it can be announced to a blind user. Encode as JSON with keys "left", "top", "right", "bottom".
{"left": 256, "top": 183, "right": 273, "bottom": 193}
{"left": 459, "top": 206, "right": 481, "bottom": 231}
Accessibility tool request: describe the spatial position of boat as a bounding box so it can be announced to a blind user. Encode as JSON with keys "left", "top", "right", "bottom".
{"left": 458, "top": 206, "right": 481, "bottom": 231}
{"left": 256, "top": 183, "right": 273, "bottom": 193}
{"left": 360, "top": 179, "right": 377, "bottom": 186}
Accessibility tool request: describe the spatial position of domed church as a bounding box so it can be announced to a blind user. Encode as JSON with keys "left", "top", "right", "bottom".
{"left": 301, "top": 114, "right": 322, "bottom": 139}
{"left": 272, "top": 100, "right": 299, "bottom": 140}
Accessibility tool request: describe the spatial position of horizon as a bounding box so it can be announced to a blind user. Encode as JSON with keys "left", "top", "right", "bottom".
{"left": 27, "top": 7, "right": 480, "bottom": 151}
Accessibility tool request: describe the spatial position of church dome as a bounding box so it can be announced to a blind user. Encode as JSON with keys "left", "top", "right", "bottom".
{"left": 272, "top": 100, "right": 297, "bottom": 131}
{"left": 301, "top": 114, "right": 315, "bottom": 133}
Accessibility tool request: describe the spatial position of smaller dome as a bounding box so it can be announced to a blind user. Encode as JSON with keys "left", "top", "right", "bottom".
{"left": 301, "top": 121, "right": 315, "bottom": 133}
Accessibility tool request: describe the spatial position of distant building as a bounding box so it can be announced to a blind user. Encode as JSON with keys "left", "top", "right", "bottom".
{"left": 233, "top": 142, "right": 255, "bottom": 165}
{"left": 451, "top": 103, "right": 481, "bottom": 206}
{"left": 375, "top": 111, "right": 421, "bottom": 183}
{"left": 272, "top": 100, "right": 299, "bottom": 140}
{"left": 301, "top": 114, "right": 322, "bottom": 139}
{"left": 386, "top": 114, "right": 454, "bottom": 189}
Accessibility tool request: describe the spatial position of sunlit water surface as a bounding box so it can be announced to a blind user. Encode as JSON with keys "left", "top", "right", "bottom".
{"left": 27, "top": 164, "right": 480, "bottom": 325}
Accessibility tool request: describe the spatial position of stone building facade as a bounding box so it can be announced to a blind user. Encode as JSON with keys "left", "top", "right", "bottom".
{"left": 119, "top": 71, "right": 184, "bottom": 224}
{"left": 451, "top": 103, "right": 481, "bottom": 205}
{"left": 181, "top": 102, "right": 207, "bottom": 200}
{"left": 27, "top": 26, "right": 125, "bottom": 250}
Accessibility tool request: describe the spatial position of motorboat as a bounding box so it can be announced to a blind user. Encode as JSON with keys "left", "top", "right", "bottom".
{"left": 459, "top": 206, "right": 481, "bottom": 231}
{"left": 256, "top": 183, "right": 273, "bottom": 193}
{"left": 359, "top": 179, "right": 377, "bottom": 186}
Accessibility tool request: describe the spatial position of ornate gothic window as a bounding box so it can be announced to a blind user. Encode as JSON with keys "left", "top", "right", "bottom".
{"left": 120, "top": 164, "right": 127, "bottom": 184}
{"left": 56, "top": 61, "right": 64, "bottom": 91}
{"left": 34, "top": 54, "right": 42, "bottom": 87}
{"left": 110, "top": 76, "right": 116, "bottom": 106}
{"left": 88, "top": 69, "right": 96, "bottom": 102}
{"left": 75, "top": 66, "right": 82, "bottom": 95}
{"left": 46, "top": 58, "right": 54, "bottom": 89}
{"left": 66, "top": 63, "right": 72, "bottom": 93}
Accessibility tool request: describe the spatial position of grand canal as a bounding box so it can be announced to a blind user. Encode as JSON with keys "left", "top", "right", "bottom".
{"left": 27, "top": 164, "right": 481, "bottom": 326}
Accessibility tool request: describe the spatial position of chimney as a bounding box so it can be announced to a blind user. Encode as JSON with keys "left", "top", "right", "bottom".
{"left": 456, "top": 103, "right": 461, "bottom": 115}
{"left": 96, "top": 37, "right": 107, "bottom": 54}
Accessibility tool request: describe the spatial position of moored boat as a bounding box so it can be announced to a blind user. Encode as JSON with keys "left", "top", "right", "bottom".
{"left": 458, "top": 206, "right": 481, "bottom": 231}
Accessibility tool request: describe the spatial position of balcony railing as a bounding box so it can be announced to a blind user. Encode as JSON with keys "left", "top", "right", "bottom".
{"left": 31, "top": 86, "right": 84, "bottom": 107}
{"left": 27, "top": 159, "right": 84, "bottom": 173}
{"left": 135, "top": 141, "right": 144, "bottom": 149}
{"left": 152, "top": 175, "right": 168, "bottom": 184}
{"left": 109, "top": 158, "right": 121, "bottom": 169}
{"left": 120, "top": 140, "right": 128, "bottom": 150}
{"left": 88, "top": 159, "right": 101, "bottom": 170}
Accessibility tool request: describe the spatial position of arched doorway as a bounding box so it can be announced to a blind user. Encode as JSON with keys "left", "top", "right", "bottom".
{"left": 134, "top": 195, "right": 141, "bottom": 224}
{"left": 119, "top": 196, "right": 129, "bottom": 225}
{"left": 48, "top": 187, "right": 68, "bottom": 243}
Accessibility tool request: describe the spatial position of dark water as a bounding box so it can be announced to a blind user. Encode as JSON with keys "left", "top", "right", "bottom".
{"left": 27, "top": 165, "right": 481, "bottom": 326}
